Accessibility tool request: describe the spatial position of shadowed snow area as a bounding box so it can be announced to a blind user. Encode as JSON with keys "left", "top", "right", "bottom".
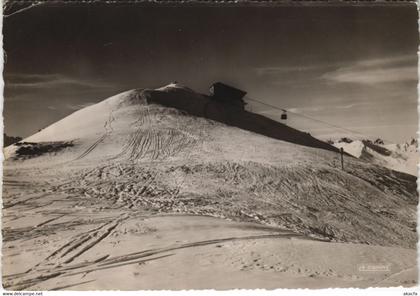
{"left": 3, "top": 84, "right": 418, "bottom": 290}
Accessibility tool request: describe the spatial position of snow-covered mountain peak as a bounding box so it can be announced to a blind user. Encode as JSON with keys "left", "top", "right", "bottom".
{"left": 331, "top": 137, "right": 418, "bottom": 175}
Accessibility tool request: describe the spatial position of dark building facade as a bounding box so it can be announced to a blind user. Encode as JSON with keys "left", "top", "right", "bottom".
{"left": 209, "top": 82, "right": 247, "bottom": 109}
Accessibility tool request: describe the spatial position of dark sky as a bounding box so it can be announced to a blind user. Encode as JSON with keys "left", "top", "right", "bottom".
{"left": 3, "top": 3, "right": 418, "bottom": 142}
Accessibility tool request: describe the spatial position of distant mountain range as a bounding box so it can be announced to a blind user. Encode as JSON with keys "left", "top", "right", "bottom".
{"left": 330, "top": 137, "right": 418, "bottom": 176}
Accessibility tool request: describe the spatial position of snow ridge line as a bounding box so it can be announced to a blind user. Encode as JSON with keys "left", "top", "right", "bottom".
{"left": 113, "top": 105, "right": 199, "bottom": 161}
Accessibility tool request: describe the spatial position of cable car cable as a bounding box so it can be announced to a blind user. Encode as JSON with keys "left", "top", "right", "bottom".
{"left": 245, "top": 96, "right": 394, "bottom": 144}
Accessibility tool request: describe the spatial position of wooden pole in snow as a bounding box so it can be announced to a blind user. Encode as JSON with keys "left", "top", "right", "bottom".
{"left": 340, "top": 147, "right": 344, "bottom": 170}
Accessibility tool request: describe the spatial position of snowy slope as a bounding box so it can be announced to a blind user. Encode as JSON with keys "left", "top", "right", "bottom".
{"left": 3, "top": 84, "right": 418, "bottom": 249}
{"left": 333, "top": 140, "right": 365, "bottom": 158}
{"left": 3, "top": 84, "right": 418, "bottom": 289}
{"left": 5, "top": 84, "right": 340, "bottom": 162}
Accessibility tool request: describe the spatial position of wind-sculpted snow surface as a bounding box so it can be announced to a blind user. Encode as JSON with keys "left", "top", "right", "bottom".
{"left": 4, "top": 84, "right": 417, "bottom": 247}
{"left": 52, "top": 158, "right": 417, "bottom": 248}
{"left": 3, "top": 84, "right": 418, "bottom": 289}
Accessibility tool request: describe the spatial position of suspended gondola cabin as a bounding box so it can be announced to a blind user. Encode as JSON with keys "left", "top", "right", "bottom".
{"left": 281, "top": 110, "right": 287, "bottom": 120}
{"left": 209, "top": 82, "right": 247, "bottom": 110}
